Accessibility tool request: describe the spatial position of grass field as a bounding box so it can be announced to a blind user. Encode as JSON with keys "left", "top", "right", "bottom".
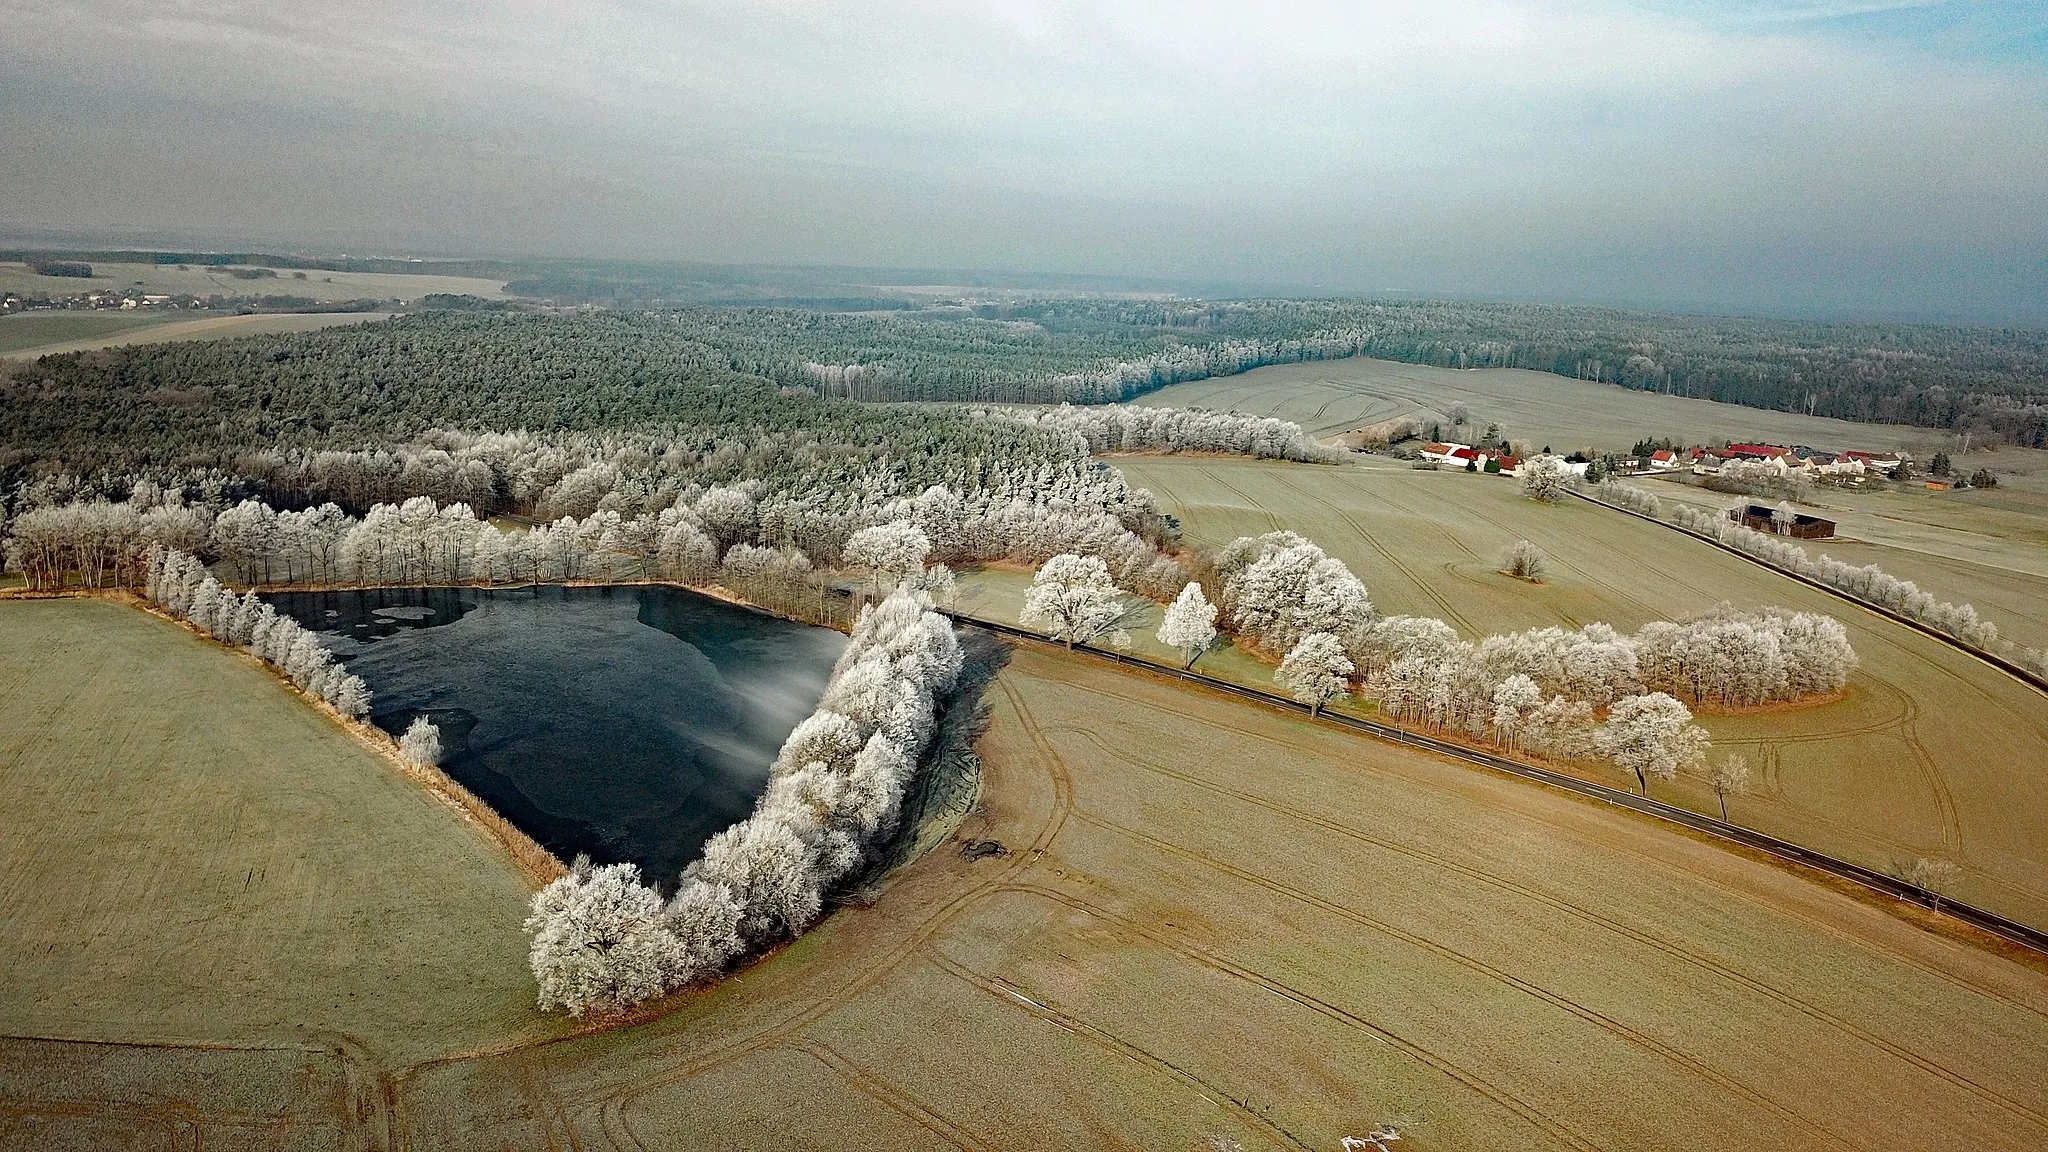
{"left": 1139, "top": 357, "right": 1952, "bottom": 458}
{"left": 0, "top": 600, "right": 563, "bottom": 1079}
{"left": 0, "top": 310, "right": 187, "bottom": 353}
{"left": 0, "top": 260, "right": 509, "bottom": 304}
{"left": 0, "top": 310, "right": 396, "bottom": 359}
{"left": 1111, "top": 455, "right": 2048, "bottom": 930}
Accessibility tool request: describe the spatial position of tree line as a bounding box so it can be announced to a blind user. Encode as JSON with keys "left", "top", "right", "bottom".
{"left": 523, "top": 585, "right": 964, "bottom": 1016}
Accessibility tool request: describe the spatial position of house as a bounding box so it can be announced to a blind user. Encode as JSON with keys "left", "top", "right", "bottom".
{"left": 1419, "top": 442, "right": 1473, "bottom": 466}
{"left": 1725, "top": 443, "right": 1790, "bottom": 461}
{"left": 1483, "top": 454, "right": 1521, "bottom": 476}
{"left": 1733, "top": 504, "right": 1836, "bottom": 539}
{"left": 1647, "top": 449, "right": 1682, "bottom": 471}
{"left": 1842, "top": 450, "right": 1903, "bottom": 474}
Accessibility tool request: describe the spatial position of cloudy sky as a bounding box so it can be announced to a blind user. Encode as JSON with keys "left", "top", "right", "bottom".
{"left": 5, "top": 1, "right": 2046, "bottom": 323}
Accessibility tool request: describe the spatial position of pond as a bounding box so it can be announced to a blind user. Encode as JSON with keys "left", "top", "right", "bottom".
{"left": 266, "top": 585, "right": 845, "bottom": 886}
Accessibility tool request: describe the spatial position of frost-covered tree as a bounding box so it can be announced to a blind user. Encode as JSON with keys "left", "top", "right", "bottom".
{"left": 1708, "top": 753, "right": 1752, "bottom": 822}
{"left": 842, "top": 521, "right": 931, "bottom": 592}
{"left": 1158, "top": 582, "right": 1219, "bottom": 668}
{"left": 1021, "top": 553, "right": 1130, "bottom": 650}
{"left": 1489, "top": 674, "right": 1542, "bottom": 750}
{"left": 1499, "top": 539, "right": 1546, "bottom": 582}
{"left": 1217, "top": 532, "right": 1373, "bottom": 653}
{"left": 688, "top": 816, "right": 823, "bottom": 945}
{"left": 399, "top": 716, "right": 443, "bottom": 767}
{"left": 1899, "top": 857, "right": 1962, "bottom": 910}
{"left": 333, "top": 675, "right": 373, "bottom": 720}
{"left": 1275, "top": 632, "right": 1353, "bottom": 716}
{"left": 1596, "top": 692, "right": 1710, "bottom": 798}
{"left": 1520, "top": 455, "right": 1573, "bottom": 503}
{"left": 525, "top": 858, "right": 688, "bottom": 1017}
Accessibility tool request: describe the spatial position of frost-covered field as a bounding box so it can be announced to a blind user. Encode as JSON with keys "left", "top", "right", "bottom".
{"left": 401, "top": 648, "right": 2048, "bottom": 1150}
{"left": 1114, "top": 454, "right": 2048, "bottom": 929}
{"left": 6, "top": 602, "right": 2048, "bottom": 1148}
{"left": 1138, "top": 355, "right": 1947, "bottom": 455}
{"left": 0, "top": 599, "right": 562, "bottom": 1068}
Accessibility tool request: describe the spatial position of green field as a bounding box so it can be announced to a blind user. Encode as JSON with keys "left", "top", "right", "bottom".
{"left": 1113, "top": 455, "right": 2048, "bottom": 929}
{"left": 1139, "top": 356, "right": 1952, "bottom": 458}
{"left": 0, "top": 310, "right": 395, "bottom": 360}
{"left": 0, "top": 260, "right": 509, "bottom": 303}
{"left": 0, "top": 310, "right": 187, "bottom": 354}
{"left": 0, "top": 600, "right": 563, "bottom": 1077}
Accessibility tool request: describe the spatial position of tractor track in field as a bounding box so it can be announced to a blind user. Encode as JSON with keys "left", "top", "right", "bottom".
{"left": 990, "top": 882, "right": 1605, "bottom": 1151}
{"left": 1057, "top": 804, "right": 1863, "bottom": 1149}
{"left": 791, "top": 1038, "right": 996, "bottom": 1152}
{"left": 1245, "top": 469, "right": 1482, "bottom": 635}
{"left": 1028, "top": 671, "right": 2048, "bottom": 1023}
{"left": 1033, "top": 712, "right": 2048, "bottom": 1130}
{"left": 917, "top": 946, "right": 1315, "bottom": 1151}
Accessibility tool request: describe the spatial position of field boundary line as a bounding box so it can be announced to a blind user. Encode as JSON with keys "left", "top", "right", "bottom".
{"left": 1566, "top": 488, "right": 2048, "bottom": 697}
{"left": 942, "top": 611, "right": 2048, "bottom": 956}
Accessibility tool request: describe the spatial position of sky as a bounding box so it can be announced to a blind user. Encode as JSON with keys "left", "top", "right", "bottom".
{"left": 4, "top": 1, "right": 2046, "bottom": 325}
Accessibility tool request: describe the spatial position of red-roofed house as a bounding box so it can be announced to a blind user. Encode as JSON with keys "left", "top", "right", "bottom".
{"left": 1647, "top": 449, "right": 1681, "bottom": 470}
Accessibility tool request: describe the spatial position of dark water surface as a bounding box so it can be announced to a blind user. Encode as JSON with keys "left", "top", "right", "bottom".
{"left": 266, "top": 586, "right": 844, "bottom": 885}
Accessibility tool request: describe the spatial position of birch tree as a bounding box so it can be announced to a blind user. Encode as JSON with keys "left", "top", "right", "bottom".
{"left": 399, "top": 717, "right": 444, "bottom": 767}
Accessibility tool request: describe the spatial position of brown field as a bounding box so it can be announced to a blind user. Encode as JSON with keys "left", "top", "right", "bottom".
{"left": 8, "top": 602, "right": 2048, "bottom": 1148}
{"left": 0, "top": 311, "right": 397, "bottom": 360}
{"left": 1140, "top": 357, "right": 1954, "bottom": 458}
{"left": 0, "top": 260, "right": 509, "bottom": 304}
{"left": 1112, "top": 455, "right": 2048, "bottom": 929}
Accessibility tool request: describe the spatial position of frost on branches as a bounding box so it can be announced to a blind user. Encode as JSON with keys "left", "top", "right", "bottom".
{"left": 1215, "top": 532, "right": 1374, "bottom": 655}
{"left": 1158, "top": 582, "right": 1219, "bottom": 668}
{"left": 1021, "top": 553, "right": 1132, "bottom": 650}
{"left": 1594, "top": 693, "right": 1710, "bottom": 799}
{"left": 524, "top": 585, "right": 964, "bottom": 1015}
{"left": 144, "top": 548, "right": 371, "bottom": 719}
{"left": 1276, "top": 632, "right": 1353, "bottom": 715}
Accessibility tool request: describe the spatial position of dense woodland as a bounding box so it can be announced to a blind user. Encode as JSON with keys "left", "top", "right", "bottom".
{"left": 4, "top": 303, "right": 2043, "bottom": 508}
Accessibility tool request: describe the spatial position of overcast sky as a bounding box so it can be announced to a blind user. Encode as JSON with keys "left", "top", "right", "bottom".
{"left": 5, "top": 1, "right": 2045, "bottom": 324}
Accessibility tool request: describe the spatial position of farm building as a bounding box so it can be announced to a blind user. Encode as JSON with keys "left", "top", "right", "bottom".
{"left": 1733, "top": 504, "right": 1836, "bottom": 539}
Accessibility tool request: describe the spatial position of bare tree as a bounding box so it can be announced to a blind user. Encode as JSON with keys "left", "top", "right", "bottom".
{"left": 1899, "top": 857, "right": 1962, "bottom": 910}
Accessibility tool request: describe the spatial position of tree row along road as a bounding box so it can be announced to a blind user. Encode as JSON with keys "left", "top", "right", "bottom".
{"left": 1568, "top": 488, "right": 2048, "bottom": 697}
{"left": 940, "top": 610, "right": 2048, "bottom": 957}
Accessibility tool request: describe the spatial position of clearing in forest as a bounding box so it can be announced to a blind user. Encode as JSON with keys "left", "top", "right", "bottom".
{"left": 1111, "top": 454, "right": 2048, "bottom": 930}
{"left": 1137, "top": 356, "right": 1947, "bottom": 456}
{"left": 0, "top": 311, "right": 395, "bottom": 360}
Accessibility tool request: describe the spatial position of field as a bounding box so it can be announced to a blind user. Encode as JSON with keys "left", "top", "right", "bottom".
{"left": 331, "top": 648, "right": 2048, "bottom": 1148}
{"left": 0, "top": 310, "right": 186, "bottom": 353}
{"left": 1139, "top": 357, "right": 1951, "bottom": 457}
{"left": 0, "top": 310, "right": 395, "bottom": 359}
{"left": 1639, "top": 474, "right": 2048, "bottom": 650}
{"left": 0, "top": 601, "right": 565, "bottom": 1083}
{"left": 0, "top": 260, "right": 510, "bottom": 303}
{"left": 8, "top": 603, "right": 2048, "bottom": 1148}
{"left": 1112, "top": 455, "right": 2048, "bottom": 930}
